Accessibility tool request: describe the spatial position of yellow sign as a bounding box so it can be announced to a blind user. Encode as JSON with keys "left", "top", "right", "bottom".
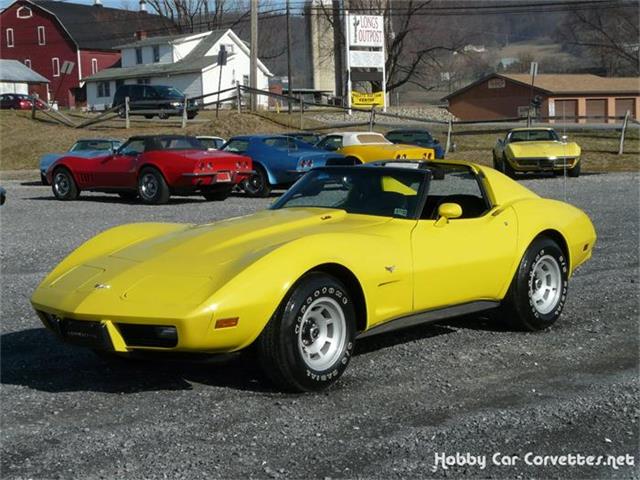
{"left": 351, "top": 90, "right": 384, "bottom": 107}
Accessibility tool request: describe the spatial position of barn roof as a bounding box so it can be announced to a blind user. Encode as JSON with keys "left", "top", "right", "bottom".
{"left": 444, "top": 73, "right": 640, "bottom": 100}
{"left": 23, "top": 0, "right": 176, "bottom": 50}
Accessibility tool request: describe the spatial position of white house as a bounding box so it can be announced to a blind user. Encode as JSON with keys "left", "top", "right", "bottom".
{"left": 82, "top": 29, "right": 272, "bottom": 110}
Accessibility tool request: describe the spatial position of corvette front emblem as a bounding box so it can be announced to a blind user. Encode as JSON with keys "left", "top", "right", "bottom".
{"left": 94, "top": 283, "right": 111, "bottom": 290}
{"left": 385, "top": 265, "right": 396, "bottom": 273}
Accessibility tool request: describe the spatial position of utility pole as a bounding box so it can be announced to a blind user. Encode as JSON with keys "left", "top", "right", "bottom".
{"left": 250, "top": 0, "right": 258, "bottom": 111}
{"left": 286, "top": 0, "right": 293, "bottom": 114}
{"left": 332, "top": 0, "right": 343, "bottom": 103}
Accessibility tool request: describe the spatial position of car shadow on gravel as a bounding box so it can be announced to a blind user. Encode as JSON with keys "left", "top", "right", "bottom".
{"left": 25, "top": 195, "right": 206, "bottom": 205}
{"left": 1, "top": 328, "right": 272, "bottom": 394}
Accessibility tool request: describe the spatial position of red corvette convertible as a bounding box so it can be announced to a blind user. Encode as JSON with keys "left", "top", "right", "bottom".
{"left": 47, "top": 135, "right": 253, "bottom": 204}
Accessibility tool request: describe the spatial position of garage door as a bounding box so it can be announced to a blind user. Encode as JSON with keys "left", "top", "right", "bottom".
{"left": 615, "top": 98, "right": 636, "bottom": 121}
{"left": 586, "top": 99, "right": 607, "bottom": 123}
{"left": 554, "top": 99, "right": 577, "bottom": 122}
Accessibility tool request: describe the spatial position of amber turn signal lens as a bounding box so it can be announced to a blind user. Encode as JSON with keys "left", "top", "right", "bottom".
{"left": 215, "top": 317, "right": 239, "bottom": 329}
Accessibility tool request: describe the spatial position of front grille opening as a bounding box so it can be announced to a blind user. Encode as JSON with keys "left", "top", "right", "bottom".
{"left": 117, "top": 324, "right": 178, "bottom": 348}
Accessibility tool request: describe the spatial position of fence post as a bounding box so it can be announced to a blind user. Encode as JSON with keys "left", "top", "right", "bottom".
{"left": 445, "top": 118, "right": 453, "bottom": 154}
{"left": 31, "top": 95, "right": 36, "bottom": 119}
{"left": 181, "top": 95, "right": 188, "bottom": 129}
{"left": 125, "top": 96, "right": 130, "bottom": 129}
{"left": 236, "top": 84, "right": 242, "bottom": 114}
{"left": 618, "top": 110, "right": 630, "bottom": 155}
{"left": 369, "top": 106, "right": 376, "bottom": 131}
{"left": 299, "top": 93, "right": 303, "bottom": 130}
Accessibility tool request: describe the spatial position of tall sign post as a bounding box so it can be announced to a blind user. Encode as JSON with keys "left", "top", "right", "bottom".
{"left": 345, "top": 13, "right": 386, "bottom": 113}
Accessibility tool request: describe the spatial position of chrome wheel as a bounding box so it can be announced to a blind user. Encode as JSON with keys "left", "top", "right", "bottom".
{"left": 53, "top": 172, "right": 70, "bottom": 197}
{"left": 139, "top": 173, "right": 158, "bottom": 201}
{"left": 297, "top": 297, "right": 347, "bottom": 371}
{"left": 529, "top": 254, "right": 562, "bottom": 315}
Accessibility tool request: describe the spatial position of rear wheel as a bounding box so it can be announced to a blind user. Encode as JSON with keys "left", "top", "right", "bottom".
{"left": 52, "top": 167, "right": 79, "bottom": 200}
{"left": 159, "top": 110, "right": 169, "bottom": 120}
{"left": 500, "top": 237, "right": 568, "bottom": 331}
{"left": 257, "top": 273, "right": 356, "bottom": 392}
{"left": 138, "top": 168, "right": 170, "bottom": 204}
{"left": 242, "top": 164, "right": 271, "bottom": 197}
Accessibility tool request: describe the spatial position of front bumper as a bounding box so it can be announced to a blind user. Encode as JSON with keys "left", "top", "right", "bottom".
{"left": 509, "top": 157, "right": 579, "bottom": 171}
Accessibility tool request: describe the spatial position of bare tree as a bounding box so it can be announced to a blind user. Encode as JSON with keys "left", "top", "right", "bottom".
{"left": 557, "top": 2, "right": 639, "bottom": 75}
{"left": 145, "top": 0, "right": 234, "bottom": 33}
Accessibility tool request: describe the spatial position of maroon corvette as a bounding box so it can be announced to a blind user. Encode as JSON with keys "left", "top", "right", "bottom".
{"left": 47, "top": 135, "right": 253, "bottom": 204}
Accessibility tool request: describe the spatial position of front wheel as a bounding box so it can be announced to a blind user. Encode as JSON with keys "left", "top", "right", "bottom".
{"left": 242, "top": 165, "right": 271, "bottom": 197}
{"left": 500, "top": 237, "right": 568, "bottom": 331}
{"left": 568, "top": 162, "right": 581, "bottom": 178}
{"left": 138, "top": 168, "right": 170, "bottom": 204}
{"left": 256, "top": 273, "right": 356, "bottom": 392}
{"left": 52, "top": 168, "right": 79, "bottom": 200}
{"left": 502, "top": 154, "right": 516, "bottom": 178}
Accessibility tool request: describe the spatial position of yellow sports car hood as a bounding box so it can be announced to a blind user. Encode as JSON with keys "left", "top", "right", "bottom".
{"left": 508, "top": 141, "right": 581, "bottom": 158}
{"left": 32, "top": 209, "right": 392, "bottom": 316}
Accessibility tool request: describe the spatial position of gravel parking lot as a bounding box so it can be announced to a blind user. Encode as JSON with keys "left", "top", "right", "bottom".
{"left": 1, "top": 173, "right": 638, "bottom": 479}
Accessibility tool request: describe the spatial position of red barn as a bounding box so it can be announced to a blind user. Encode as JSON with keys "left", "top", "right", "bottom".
{"left": 0, "top": 0, "right": 175, "bottom": 107}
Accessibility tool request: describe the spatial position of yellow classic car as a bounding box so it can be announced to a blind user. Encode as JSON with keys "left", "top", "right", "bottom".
{"left": 493, "top": 127, "right": 581, "bottom": 177}
{"left": 316, "top": 131, "right": 435, "bottom": 163}
{"left": 32, "top": 160, "right": 596, "bottom": 392}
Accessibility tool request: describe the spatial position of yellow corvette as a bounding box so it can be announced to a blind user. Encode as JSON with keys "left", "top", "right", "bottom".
{"left": 31, "top": 160, "right": 596, "bottom": 392}
{"left": 316, "top": 131, "right": 435, "bottom": 163}
{"left": 493, "top": 127, "right": 581, "bottom": 177}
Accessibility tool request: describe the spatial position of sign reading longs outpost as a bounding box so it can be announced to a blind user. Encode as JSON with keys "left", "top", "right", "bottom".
{"left": 345, "top": 13, "right": 386, "bottom": 112}
{"left": 348, "top": 14, "right": 385, "bottom": 48}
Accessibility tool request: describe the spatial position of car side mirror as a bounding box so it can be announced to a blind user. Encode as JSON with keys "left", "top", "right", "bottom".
{"left": 435, "top": 202, "right": 462, "bottom": 227}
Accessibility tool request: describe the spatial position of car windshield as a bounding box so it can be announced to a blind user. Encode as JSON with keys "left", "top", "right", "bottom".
{"left": 71, "top": 140, "right": 115, "bottom": 152}
{"left": 509, "top": 130, "right": 559, "bottom": 142}
{"left": 222, "top": 139, "right": 250, "bottom": 153}
{"left": 152, "top": 86, "right": 184, "bottom": 98}
{"left": 271, "top": 167, "right": 426, "bottom": 219}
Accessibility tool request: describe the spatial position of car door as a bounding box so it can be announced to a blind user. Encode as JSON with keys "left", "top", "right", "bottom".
{"left": 95, "top": 139, "right": 144, "bottom": 187}
{"left": 411, "top": 164, "right": 517, "bottom": 311}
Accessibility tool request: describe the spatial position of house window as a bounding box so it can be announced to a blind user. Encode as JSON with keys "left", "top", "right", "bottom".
{"left": 137, "top": 78, "right": 150, "bottom": 85}
{"left": 37, "top": 26, "right": 45, "bottom": 45}
{"left": 153, "top": 45, "right": 160, "bottom": 63}
{"left": 243, "top": 74, "right": 249, "bottom": 86}
{"left": 6, "top": 28, "right": 14, "bottom": 47}
{"left": 24, "top": 59, "right": 31, "bottom": 69}
{"left": 97, "top": 82, "right": 110, "bottom": 98}
{"left": 224, "top": 44, "right": 234, "bottom": 54}
{"left": 91, "top": 58, "right": 98, "bottom": 75}
{"left": 52, "top": 57, "right": 60, "bottom": 77}
{"left": 17, "top": 6, "right": 33, "bottom": 18}
{"left": 135, "top": 47, "right": 143, "bottom": 64}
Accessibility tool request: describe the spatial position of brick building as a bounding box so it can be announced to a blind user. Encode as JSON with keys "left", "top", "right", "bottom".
{"left": 444, "top": 73, "right": 640, "bottom": 123}
{"left": 0, "top": 0, "right": 175, "bottom": 107}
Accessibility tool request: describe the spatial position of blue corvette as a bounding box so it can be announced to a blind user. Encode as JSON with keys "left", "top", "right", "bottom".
{"left": 39, "top": 138, "right": 122, "bottom": 185}
{"left": 221, "top": 134, "right": 347, "bottom": 196}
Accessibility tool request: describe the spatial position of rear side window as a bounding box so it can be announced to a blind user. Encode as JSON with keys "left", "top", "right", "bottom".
{"left": 119, "top": 139, "right": 145, "bottom": 156}
{"left": 421, "top": 164, "right": 490, "bottom": 220}
{"left": 223, "top": 139, "right": 250, "bottom": 153}
{"left": 356, "top": 133, "right": 390, "bottom": 144}
{"left": 263, "top": 137, "right": 289, "bottom": 149}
